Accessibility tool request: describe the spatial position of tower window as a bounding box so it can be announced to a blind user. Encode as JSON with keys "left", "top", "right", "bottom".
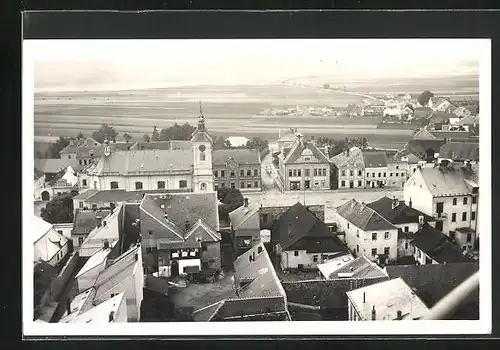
{"left": 157, "top": 181, "right": 165, "bottom": 189}
{"left": 135, "top": 181, "right": 143, "bottom": 190}
{"left": 200, "top": 152, "right": 206, "bottom": 161}
{"left": 110, "top": 181, "right": 119, "bottom": 189}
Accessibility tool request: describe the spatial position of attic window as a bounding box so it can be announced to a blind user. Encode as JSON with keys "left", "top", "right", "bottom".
{"left": 257, "top": 246, "right": 263, "bottom": 254}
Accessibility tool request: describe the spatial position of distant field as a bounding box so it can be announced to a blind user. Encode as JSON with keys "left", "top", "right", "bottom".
{"left": 32, "top": 82, "right": 475, "bottom": 149}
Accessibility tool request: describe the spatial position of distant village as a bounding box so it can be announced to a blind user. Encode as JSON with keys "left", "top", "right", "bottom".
{"left": 33, "top": 92, "right": 479, "bottom": 323}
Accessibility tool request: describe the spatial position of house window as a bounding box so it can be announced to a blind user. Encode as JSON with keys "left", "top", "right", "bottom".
{"left": 401, "top": 172, "right": 405, "bottom": 177}
{"left": 389, "top": 173, "right": 393, "bottom": 177}
{"left": 254, "top": 181, "right": 259, "bottom": 188}
{"left": 179, "top": 180, "right": 187, "bottom": 188}
{"left": 240, "top": 169, "right": 245, "bottom": 177}
{"left": 294, "top": 251, "right": 299, "bottom": 257}
{"left": 68, "top": 155, "right": 72, "bottom": 159}
{"left": 315, "top": 169, "right": 319, "bottom": 176}
{"left": 148, "top": 230, "right": 153, "bottom": 236}
{"left": 305, "top": 169, "right": 310, "bottom": 177}
{"left": 451, "top": 213, "right": 456, "bottom": 222}
{"left": 289, "top": 170, "right": 293, "bottom": 177}
{"left": 358, "top": 180, "right": 362, "bottom": 187}
{"left": 405, "top": 242, "right": 408, "bottom": 249}
{"left": 372, "top": 233, "right": 377, "bottom": 241}
{"left": 297, "top": 169, "right": 302, "bottom": 177}
{"left": 341, "top": 180, "right": 345, "bottom": 187}
{"left": 378, "top": 173, "right": 381, "bottom": 178}
{"left": 214, "top": 170, "right": 218, "bottom": 178}
{"left": 472, "top": 196, "right": 477, "bottom": 204}
{"left": 82, "top": 179, "right": 87, "bottom": 186}
{"left": 78, "top": 237, "right": 84, "bottom": 245}
{"left": 384, "top": 232, "right": 390, "bottom": 240}
{"left": 110, "top": 181, "right": 119, "bottom": 189}
{"left": 471, "top": 211, "right": 476, "bottom": 221}
{"left": 404, "top": 226, "right": 409, "bottom": 232}
{"left": 247, "top": 170, "right": 252, "bottom": 176}
{"left": 202, "top": 244, "right": 207, "bottom": 252}
{"left": 200, "top": 152, "right": 206, "bottom": 161}
{"left": 79, "top": 159, "right": 83, "bottom": 165}
{"left": 396, "top": 166, "right": 399, "bottom": 169}
{"left": 395, "top": 173, "right": 399, "bottom": 177}
{"left": 293, "top": 169, "right": 297, "bottom": 177}
{"left": 413, "top": 168, "right": 416, "bottom": 172}
{"left": 313, "top": 255, "right": 318, "bottom": 262}
{"left": 356, "top": 245, "right": 359, "bottom": 252}
{"left": 463, "top": 197, "right": 468, "bottom": 205}
{"left": 135, "top": 181, "right": 143, "bottom": 190}
{"left": 221, "top": 183, "right": 225, "bottom": 187}
{"left": 247, "top": 183, "right": 252, "bottom": 188}
{"left": 384, "top": 247, "right": 390, "bottom": 256}
{"left": 453, "top": 198, "right": 457, "bottom": 206}
{"left": 341, "top": 170, "right": 345, "bottom": 177}
{"left": 462, "top": 212, "right": 467, "bottom": 221}
{"left": 214, "top": 184, "right": 219, "bottom": 191}
{"left": 57, "top": 230, "right": 63, "bottom": 235}
{"left": 367, "top": 173, "right": 370, "bottom": 178}
{"left": 230, "top": 170, "right": 235, "bottom": 177}
{"left": 254, "top": 169, "right": 258, "bottom": 176}
{"left": 323, "top": 169, "right": 327, "bottom": 176}
{"left": 358, "top": 170, "right": 362, "bottom": 176}
{"left": 221, "top": 170, "right": 225, "bottom": 177}
{"left": 467, "top": 233, "right": 472, "bottom": 242}
{"left": 350, "top": 170, "right": 354, "bottom": 176}
{"left": 78, "top": 201, "right": 84, "bottom": 209}
{"left": 371, "top": 248, "right": 377, "bottom": 257}
{"left": 240, "top": 182, "right": 245, "bottom": 188}
{"left": 157, "top": 181, "right": 165, "bottom": 189}
{"left": 383, "top": 172, "right": 386, "bottom": 177}
{"left": 94, "top": 181, "right": 97, "bottom": 189}
{"left": 372, "top": 173, "right": 375, "bottom": 177}
{"left": 304, "top": 157, "right": 311, "bottom": 161}
{"left": 230, "top": 182, "right": 235, "bottom": 189}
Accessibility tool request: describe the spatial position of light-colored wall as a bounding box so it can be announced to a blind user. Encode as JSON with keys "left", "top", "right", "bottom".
{"left": 76, "top": 262, "right": 106, "bottom": 293}
{"left": 279, "top": 247, "right": 342, "bottom": 270}
{"left": 403, "top": 171, "right": 434, "bottom": 215}
{"left": 283, "top": 162, "right": 331, "bottom": 190}
{"left": 79, "top": 206, "right": 122, "bottom": 258}
{"left": 34, "top": 228, "right": 70, "bottom": 265}
{"left": 53, "top": 223, "right": 74, "bottom": 241}
{"left": 94, "top": 174, "right": 193, "bottom": 192}
{"left": 114, "top": 294, "right": 129, "bottom": 322}
{"left": 338, "top": 166, "right": 365, "bottom": 189}
{"left": 414, "top": 246, "right": 439, "bottom": 265}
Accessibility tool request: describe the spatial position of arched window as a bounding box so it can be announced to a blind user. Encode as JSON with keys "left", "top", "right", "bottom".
{"left": 179, "top": 180, "right": 187, "bottom": 188}
{"left": 157, "top": 181, "right": 165, "bottom": 189}
{"left": 200, "top": 183, "right": 207, "bottom": 191}
{"left": 135, "top": 181, "right": 143, "bottom": 190}
{"left": 200, "top": 152, "right": 206, "bottom": 161}
{"left": 110, "top": 181, "right": 119, "bottom": 189}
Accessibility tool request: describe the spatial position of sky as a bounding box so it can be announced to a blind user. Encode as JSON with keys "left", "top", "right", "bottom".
{"left": 26, "top": 39, "right": 485, "bottom": 91}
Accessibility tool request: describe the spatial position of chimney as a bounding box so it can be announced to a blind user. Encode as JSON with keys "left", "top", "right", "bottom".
{"left": 96, "top": 216, "right": 102, "bottom": 227}
{"left": 409, "top": 198, "right": 413, "bottom": 208}
{"left": 392, "top": 196, "right": 399, "bottom": 209}
{"left": 324, "top": 145, "right": 329, "bottom": 156}
{"left": 244, "top": 198, "right": 249, "bottom": 207}
{"left": 103, "top": 220, "right": 107, "bottom": 227}
{"left": 66, "top": 298, "right": 72, "bottom": 315}
{"left": 396, "top": 310, "right": 403, "bottom": 320}
{"left": 69, "top": 139, "right": 75, "bottom": 146}
{"left": 185, "top": 220, "right": 190, "bottom": 231}
{"left": 363, "top": 292, "right": 366, "bottom": 303}
{"left": 371, "top": 305, "right": 376, "bottom": 320}
{"left": 346, "top": 148, "right": 350, "bottom": 157}
{"left": 108, "top": 311, "right": 115, "bottom": 322}
{"left": 103, "top": 240, "right": 109, "bottom": 250}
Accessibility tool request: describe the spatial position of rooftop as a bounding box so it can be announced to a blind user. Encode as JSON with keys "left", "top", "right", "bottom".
{"left": 346, "top": 277, "right": 429, "bottom": 320}
{"left": 34, "top": 158, "right": 77, "bottom": 174}
{"left": 406, "top": 139, "right": 447, "bottom": 160}
{"left": 366, "top": 196, "right": 432, "bottom": 225}
{"left": 76, "top": 189, "right": 185, "bottom": 204}
{"left": 75, "top": 241, "right": 118, "bottom": 279}
{"left": 412, "top": 128, "right": 438, "bottom": 140}
{"left": 411, "top": 224, "right": 475, "bottom": 264}
{"left": 33, "top": 216, "right": 54, "bottom": 243}
{"left": 362, "top": 151, "right": 388, "bottom": 168}
{"left": 439, "top": 142, "right": 479, "bottom": 162}
{"left": 131, "top": 140, "right": 192, "bottom": 151}
{"left": 329, "top": 255, "right": 388, "bottom": 280}
{"left": 73, "top": 209, "right": 111, "bottom": 235}
{"left": 283, "top": 139, "right": 330, "bottom": 164}
{"left": 418, "top": 165, "right": 479, "bottom": 197}
{"left": 213, "top": 149, "right": 261, "bottom": 166}
{"left": 330, "top": 147, "right": 364, "bottom": 169}
{"left": 335, "top": 199, "right": 397, "bottom": 231}
{"left": 61, "top": 292, "right": 125, "bottom": 323}
{"left": 228, "top": 201, "right": 260, "bottom": 231}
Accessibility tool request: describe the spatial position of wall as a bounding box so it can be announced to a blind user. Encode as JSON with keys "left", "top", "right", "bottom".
{"left": 97, "top": 174, "right": 193, "bottom": 192}
{"left": 43, "top": 252, "right": 81, "bottom": 306}
{"left": 284, "top": 163, "right": 330, "bottom": 191}
{"left": 76, "top": 260, "right": 107, "bottom": 293}
{"left": 403, "top": 171, "right": 434, "bottom": 216}
{"left": 115, "top": 294, "right": 129, "bottom": 322}
{"left": 201, "top": 241, "right": 221, "bottom": 270}
{"left": 337, "top": 166, "right": 365, "bottom": 189}
{"left": 364, "top": 166, "right": 389, "bottom": 188}
{"left": 397, "top": 237, "right": 415, "bottom": 258}
{"left": 213, "top": 164, "right": 261, "bottom": 191}
{"left": 34, "top": 227, "right": 70, "bottom": 266}
{"left": 259, "top": 205, "right": 324, "bottom": 230}
{"left": 280, "top": 248, "right": 342, "bottom": 270}
{"left": 434, "top": 195, "right": 478, "bottom": 241}
{"left": 53, "top": 223, "right": 74, "bottom": 241}
{"left": 414, "top": 246, "right": 438, "bottom": 265}
{"left": 387, "top": 162, "right": 409, "bottom": 188}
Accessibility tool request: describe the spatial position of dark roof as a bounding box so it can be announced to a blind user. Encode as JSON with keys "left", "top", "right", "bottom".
{"left": 273, "top": 202, "right": 346, "bottom": 253}
{"left": 385, "top": 262, "right": 479, "bottom": 319}
{"left": 131, "top": 140, "right": 192, "bottom": 151}
{"left": 366, "top": 196, "right": 432, "bottom": 225}
{"left": 412, "top": 107, "right": 433, "bottom": 119}
{"left": 288, "top": 236, "right": 348, "bottom": 254}
{"left": 79, "top": 189, "right": 188, "bottom": 203}
{"left": 73, "top": 209, "right": 111, "bottom": 235}
{"left": 283, "top": 140, "right": 329, "bottom": 164}
{"left": 411, "top": 224, "right": 474, "bottom": 264}
{"left": 439, "top": 142, "right": 479, "bottom": 161}
{"left": 407, "top": 139, "right": 447, "bottom": 160}
{"left": 213, "top": 149, "right": 260, "bottom": 166}
{"left": 210, "top": 297, "right": 288, "bottom": 322}
{"left": 429, "top": 111, "right": 454, "bottom": 124}
{"left": 335, "top": 199, "right": 397, "bottom": 231}
{"left": 331, "top": 255, "right": 388, "bottom": 279}
{"left": 361, "top": 151, "right": 388, "bottom": 168}
{"left": 431, "top": 130, "right": 471, "bottom": 140}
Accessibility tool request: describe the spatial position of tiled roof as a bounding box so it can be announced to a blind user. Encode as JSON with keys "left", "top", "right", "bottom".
{"left": 362, "top": 151, "right": 388, "bottom": 168}
{"left": 273, "top": 202, "right": 344, "bottom": 252}
{"left": 213, "top": 149, "right": 260, "bottom": 165}
{"left": 283, "top": 140, "right": 329, "bottom": 164}
{"left": 73, "top": 209, "right": 111, "bottom": 235}
{"left": 61, "top": 292, "right": 125, "bottom": 323}
{"left": 366, "top": 196, "right": 432, "bottom": 225}
{"left": 34, "top": 261, "right": 58, "bottom": 306}
{"left": 60, "top": 141, "right": 130, "bottom": 159}
{"left": 89, "top": 149, "right": 194, "bottom": 175}
{"left": 33, "top": 216, "right": 54, "bottom": 243}
{"left": 329, "top": 255, "right": 388, "bottom": 279}
{"left": 73, "top": 189, "right": 99, "bottom": 200}
{"left": 210, "top": 297, "right": 288, "bottom": 321}
{"left": 335, "top": 199, "right": 397, "bottom": 231}
{"left": 411, "top": 224, "right": 474, "bottom": 264}
{"left": 330, "top": 147, "right": 364, "bottom": 169}
{"left": 233, "top": 243, "right": 286, "bottom": 299}
{"left": 439, "top": 142, "right": 479, "bottom": 161}
{"left": 34, "top": 158, "right": 76, "bottom": 174}
{"left": 228, "top": 202, "right": 260, "bottom": 231}
{"left": 419, "top": 165, "right": 479, "bottom": 197}
{"left": 385, "top": 262, "right": 479, "bottom": 315}
{"left": 452, "top": 106, "right": 472, "bottom": 117}
{"left": 278, "top": 129, "right": 298, "bottom": 143}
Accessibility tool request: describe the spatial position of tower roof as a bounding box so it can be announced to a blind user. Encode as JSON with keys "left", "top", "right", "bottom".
{"left": 190, "top": 102, "right": 214, "bottom": 143}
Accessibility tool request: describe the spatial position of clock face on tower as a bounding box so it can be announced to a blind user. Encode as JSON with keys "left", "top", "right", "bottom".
{"left": 199, "top": 145, "right": 206, "bottom": 152}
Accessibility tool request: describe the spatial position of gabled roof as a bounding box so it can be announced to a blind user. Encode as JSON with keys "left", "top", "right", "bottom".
{"left": 335, "top": 199, "right": 397, "bottom": 231}
{"left": 33, "top": 216, "right": 55, "bottom": 243}
{"left": 366, "top": 196, "right": 432, "bottom": 225}
{"left": 73, "top": 209, "right": 111, "bottom": 235}
{"left": 213, "top": 149, "right": 260, "bottom": 166}
{"left": 283, "top": 140, "right": 329, "bottom": 164}
{"left": 430, "top": 130, "right": 471, "bottom": 140}
{"left": 411, "top": 224, "right": 474, "bottom": 264}
{"left": 75, "top": 189, "right": 183, "bottom": 204}
{"left": 385, "top": 262, "right": 479, "bottom": 314}
{"left": 330, "top": 147, "right": 364, "bottom": 169}
{"left": 228, "top": 202, "right": 260, "bottom": 231}
{"left": 429, "top": 111, "right": 454, "bottom": 124}
{"left": 439, "top": 142, "right": 479, "bottom": 161}
{"left": 457, "top": 115, "right": 479, "bottom": 126}
{"left": 319, "top": 254, "right": 388, "bottom": 280}
{"left": 413, "top": 128, "right": 437, "bottom": 140}
{"left": 61, "top": 292, "right": 125, "bottom": 323}
{"left": 273, "top": 202, "right": 345, "bottom": 252}
{"left": 362, "top": 151, "right": 388, "bottom": 168}
{"left": 418, "top": 165, "right": 479, "bottom": 197}
{"left": 34, "top": 158, "right": 76, "bottom": 174}
{"left": 278, "top": 129, "right": 298, "bottom": 143}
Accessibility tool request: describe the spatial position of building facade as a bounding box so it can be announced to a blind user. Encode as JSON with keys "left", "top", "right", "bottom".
{"left": 213, "top": 149, "right": 261, "bottom": 192}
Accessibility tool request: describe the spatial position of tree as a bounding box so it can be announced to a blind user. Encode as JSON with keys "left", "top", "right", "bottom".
{"left": 246, "top": 137, "right": 269, "bottom": 153}
{"left": 151, "top": 126, "right": 160, "bottom": 142}
{"left": 213, "top": 136, "right": 232, "bottom": 150}
{"left": 76, "top": 131, "right": 85, "bottom": 140}
{"left": 40, "top": 193, "right": 75, "bottom": 224}
{"left": 218, "top": 188, "right": 244, "bottom": 221}
{"left": 143, "top": 133, "right": 151, "bottom": 143}
{"left": 45, "top": 136, "right": 71, "bottom": 159}
{"left": 123, "top": 133, "right": 132, "bottom": 143}
{"left": 417, "top": 90, "right": 435, "bottom": 107}
{"left": 217, "top": 187, "right": 231, "bottom": 201}
{"left": 91, "top": 123, "right": 118, "bottom": 143}
{"left": 159, "top": 122, "right": 196, "bottom": 141}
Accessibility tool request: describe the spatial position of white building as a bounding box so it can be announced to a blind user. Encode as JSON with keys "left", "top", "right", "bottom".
{"left": 333, "top": 199, "right": 399, "bottom": 262}
{"left": 33, "top": 216, "right": 71, "bottom": 266}
{"left": 404, "top": 163, "right": 479, "bottom": 249}
{"left": 346, "top": 277, "right": 429, "bottom": 321}
{"left": 59, "top": 291, "right": 128, "bottom": 323}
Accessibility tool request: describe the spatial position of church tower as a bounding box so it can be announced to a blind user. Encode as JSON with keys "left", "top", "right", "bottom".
{"left": 191, "top": 102, "right": 214, "bottom": 192}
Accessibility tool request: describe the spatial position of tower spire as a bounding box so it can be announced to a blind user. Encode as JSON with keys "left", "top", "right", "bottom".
{"left": 199, "top": 100, "right": 203, "bottom": 116}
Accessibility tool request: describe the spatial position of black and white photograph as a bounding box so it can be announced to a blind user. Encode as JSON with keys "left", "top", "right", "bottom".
{"left": 23, "top": 38, "right": 491, "bottom": 336}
